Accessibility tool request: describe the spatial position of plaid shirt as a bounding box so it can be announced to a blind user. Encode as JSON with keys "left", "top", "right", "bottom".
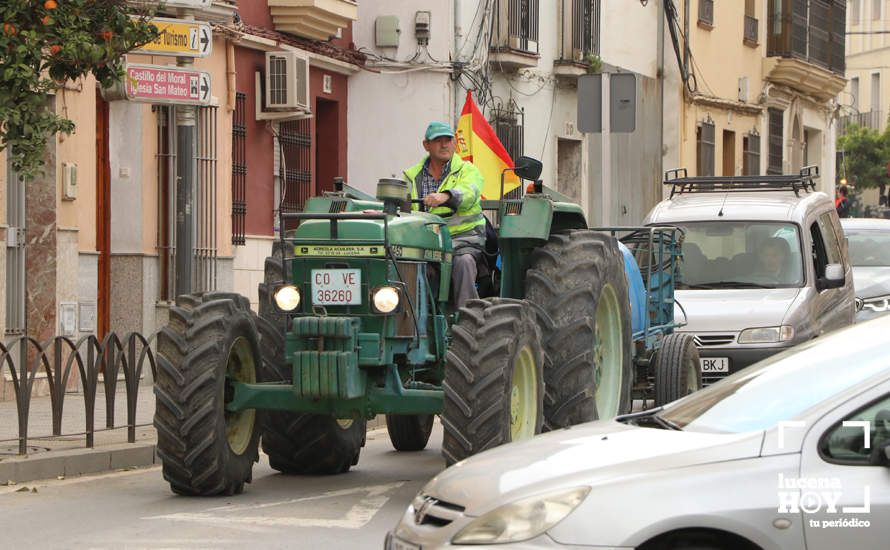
{"left": 417, "top": 158, "right": 451, "bottom": 199}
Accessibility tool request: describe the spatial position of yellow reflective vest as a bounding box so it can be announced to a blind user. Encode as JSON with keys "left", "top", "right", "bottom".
{"left": 403, "top": 155, "right": 485, "bottom": 236}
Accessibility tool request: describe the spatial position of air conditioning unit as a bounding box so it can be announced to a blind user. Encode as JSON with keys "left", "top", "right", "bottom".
{"left": 265, "top": 51, "right": 310, "bottom": 111}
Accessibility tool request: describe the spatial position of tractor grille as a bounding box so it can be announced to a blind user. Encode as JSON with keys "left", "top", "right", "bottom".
{"left": 411, "top": 494, "right": 465, "bottom": 527}
{"left": 329, "top": 199, "right": 347, "bottom": 213}
{"left": 395, "top": 262, "right": 419, "bottom": 337}
{"left": 503, "top": 200, "right": 523, "bottom": 216}
{"left": 692, "top": 333, "right": 736, "bottom": 347}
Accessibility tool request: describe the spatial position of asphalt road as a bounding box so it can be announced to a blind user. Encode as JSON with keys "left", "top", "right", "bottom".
{"left": 0, "top": 425, "right": 447, "bottom": 550}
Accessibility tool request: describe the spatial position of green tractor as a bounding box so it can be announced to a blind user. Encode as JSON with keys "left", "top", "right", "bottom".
{"left": 153, "top": 157, "right": 634, "bottom": 496}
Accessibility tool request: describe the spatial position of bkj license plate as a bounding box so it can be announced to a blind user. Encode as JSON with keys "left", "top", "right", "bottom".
{"left": 700, "top": 357, "right": 729, "bottom": 373}
{"left": 311, "top": 269, "right": 361, "bottom": 305}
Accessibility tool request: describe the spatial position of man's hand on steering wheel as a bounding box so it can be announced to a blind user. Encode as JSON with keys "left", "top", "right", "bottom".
{"left": 423, "top": 192, "right": 451, "bottom": 208}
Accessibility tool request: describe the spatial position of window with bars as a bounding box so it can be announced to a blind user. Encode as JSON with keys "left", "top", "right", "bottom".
{"left": 490, "top": 104, "right": 525, "bottom": 198}
{"left": 276, "top": 119, "right": 312, "bottom": 228}
{"left": 232, "top": 92, "right": 247, "bottom": 246}
{"left": 744, "top": 0, "right": 759, "bottom": 45}
{"left": 156, "top": 105, "right": 219, "bottom": 302}
{"left": 699, "top": 0, "right": 715, "bottom": 27}
{"left": 767, "top": 107, "right": 784, "bottom": 175}
{"left": 743, "top": 133, "right": 761, "bottom": 175}
{"left": 767, "top": 0, "right": 845, "bottom": 75}
{"left": 561, "top": 0, "right": 601, "bottom": 61}
{"left": 696, "top": 121, "right": 715, "bottom": 176}
{"left": 494, "top": 0, "right": 540, "bottom": 54}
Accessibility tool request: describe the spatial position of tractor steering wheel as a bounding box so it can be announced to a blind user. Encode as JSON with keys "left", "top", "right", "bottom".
{"left": 410, "top": 199, "right": 455, "bottom": 216}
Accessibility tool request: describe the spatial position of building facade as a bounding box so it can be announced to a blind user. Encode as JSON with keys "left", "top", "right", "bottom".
{"left": 348, "top": 0, "right": 663, "bottom": 226}
{"left": 842, "top": 0, "right": 890, "bottom": 134}
{"left": 664, "top": 0, "right": 846, "bottom": 196}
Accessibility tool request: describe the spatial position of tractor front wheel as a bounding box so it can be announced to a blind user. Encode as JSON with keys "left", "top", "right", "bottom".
{"left": 154, "top": 292, "right": 261, "bottom": 496}
{"left": 386, "top": 414, "right": 435, "bottom": 451}
{"left": 442, "top": 298, "right": 544, "bottom": 466}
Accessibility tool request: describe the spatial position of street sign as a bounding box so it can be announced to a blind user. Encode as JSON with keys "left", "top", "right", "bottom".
{"left": 124, "top": 63, "right": 211, "bottom": 106}
{"left": 136, "top": 17, "right": 212, "bottom": 57}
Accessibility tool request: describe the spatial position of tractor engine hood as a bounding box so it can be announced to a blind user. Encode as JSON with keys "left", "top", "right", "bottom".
{"left": 291, "top": 212, "right": 453, "bottom": 257}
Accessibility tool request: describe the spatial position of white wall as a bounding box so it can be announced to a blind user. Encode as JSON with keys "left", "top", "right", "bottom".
{"left": 600, "top": 0, "right": 659, "bottom": 78}
{"left": 348, "top": 0, "right": 453, "bottom": 195}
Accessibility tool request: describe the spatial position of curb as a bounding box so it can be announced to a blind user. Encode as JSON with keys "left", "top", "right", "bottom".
{"left": 0, "top": 442, "right": 157, "bottom": 485}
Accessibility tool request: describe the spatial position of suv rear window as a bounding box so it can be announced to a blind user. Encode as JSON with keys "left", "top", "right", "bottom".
{"left": 677, "top": 222, "right": 804, "bottom": 289}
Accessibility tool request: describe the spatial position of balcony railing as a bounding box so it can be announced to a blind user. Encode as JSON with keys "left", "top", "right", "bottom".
{"left": 767, "top": 0, "right": 845, "bottom": 75}
{"left": 838, "top": 110, "right": 885, "bottom": 135}
{"left": 493, "top": 0, "right": 540, "bottom": 54}
{"left": 744, "top": 15, "right": 758, "bottom": 45}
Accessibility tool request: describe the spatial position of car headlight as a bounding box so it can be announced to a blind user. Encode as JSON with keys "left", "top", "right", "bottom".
{"left": 273, "top": 285, "right": 301, "bottom": 311}
{"left": 372, "top": 286, "right": 400, "bottom": 313}
{"left": 738, "top": 325, "right": 794, "bottom": 344}
{"left": 451, "top": 487, "right": 590, "bottom": 545}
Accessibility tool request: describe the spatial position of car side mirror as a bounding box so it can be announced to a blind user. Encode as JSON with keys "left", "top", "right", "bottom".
{"left": 817, "top": 263, "right": 845, "bottom": 291}
{"left": 513, "top": 156, "right": 543, "bottom": 182}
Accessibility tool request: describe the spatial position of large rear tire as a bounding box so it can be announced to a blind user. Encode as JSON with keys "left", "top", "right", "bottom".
{"left": 385, "top": 414, "right": 434, "bottom": 451}
{"left": 442, "top": 298, "right": 544, "bottom": 466}
{"left": 654, "top": 333, "right": 702, "bottom": 406}
{"left": 256, "top": 255, "right": 365, "bottom": 475}
{"left": 154, "top": 292, "right": 261, "bottom": 496}
{"left": 526, "top": 230, "right": 633, "bottom": 429}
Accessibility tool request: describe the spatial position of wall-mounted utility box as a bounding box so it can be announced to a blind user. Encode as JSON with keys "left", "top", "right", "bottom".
{"left": 62, "top": 162, "right": 77, "bottom": 200}
{"left": 376, "top": 16, "right": 400, "bottom": 48}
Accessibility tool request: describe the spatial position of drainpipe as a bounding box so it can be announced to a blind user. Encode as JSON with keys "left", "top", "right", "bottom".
{"left": 226, "top": 40, "right": 236, "bottom": 112}
{"left": 453, "top": 0, "right": 462, "bottom": 125}
{"left": 658, "top": 0, "right": 665, "bottom": 187}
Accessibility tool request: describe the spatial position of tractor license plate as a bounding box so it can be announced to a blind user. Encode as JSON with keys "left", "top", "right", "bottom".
{"left": 700, "top": 357, "right": 729, "bottom": 373}
{"left": 311, "top": 269, "right": 361, "bottom": 305}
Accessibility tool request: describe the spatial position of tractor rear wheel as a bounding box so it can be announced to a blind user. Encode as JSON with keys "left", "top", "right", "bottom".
{"left": 526, "top": 230, "right": 633, "bottom": 429}
{"left": 256, "top": 257, "right": 365, "bottom": 475}
{"left": 442, "top": 298, "right": 544, "bottom": 466}
{"left": 654, "top": 333, "right": 702, "bottom": 406}
{"left": 154, "top": 292, "right": 261, "bottom": 496}
{"left": 385, "top": 414, "right": 434, "bottom": 451}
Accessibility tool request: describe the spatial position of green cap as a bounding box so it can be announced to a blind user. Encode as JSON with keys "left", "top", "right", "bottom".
{"left": 424, "top": 121, "right": 455, "bottom": 141}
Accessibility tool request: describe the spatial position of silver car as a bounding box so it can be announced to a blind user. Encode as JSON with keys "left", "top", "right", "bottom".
{"left": 645, "top": 181, "right": 855, "bottom": 385}
{"left": 387, "top": 316, "right": 890, "bottom": 550}
{"left": 840, "top": 218, "right": 890, "bottom": 322}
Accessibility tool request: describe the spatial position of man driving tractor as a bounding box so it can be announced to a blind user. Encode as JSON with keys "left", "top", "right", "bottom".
{"left": 403, "top": 121, "right": 486, "bottom": 307}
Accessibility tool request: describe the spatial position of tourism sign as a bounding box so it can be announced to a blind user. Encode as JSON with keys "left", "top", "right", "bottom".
{"left": 154, "top": 0, "right": 212, "bottom": 8}
{"left": 124, "top": 63, "right": 211, "bottom": 106}
{"left": 136, "top": 17, "right": 212, "bottom": 57}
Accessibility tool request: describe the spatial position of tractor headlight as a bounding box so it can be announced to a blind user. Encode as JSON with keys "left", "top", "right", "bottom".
{"left": 273, "top": 285, "right": 301, "bottom": 311}
{"left": 452, "top": 487, "right": 590, "bottom": 545}
{"left": 372, "top": 286, "right": 400, "bottom": 313}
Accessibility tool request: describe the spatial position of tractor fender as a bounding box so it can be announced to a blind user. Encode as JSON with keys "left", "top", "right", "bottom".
{"left": 618, "top": 242, "right": 646, "bottom": 336}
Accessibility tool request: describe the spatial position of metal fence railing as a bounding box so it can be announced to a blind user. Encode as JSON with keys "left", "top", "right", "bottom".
{"left": 0, "top": 332, "right": 157, "bottom": 455}
{"left": 838, "top": 110, "right": 884, "bottom": 135}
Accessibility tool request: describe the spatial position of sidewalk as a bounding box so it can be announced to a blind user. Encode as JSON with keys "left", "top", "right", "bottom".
{"left": 0, "top": 383, "right": 388, "bottom": 485}
{"left": 0, "top": 384, "right": 158, "bottom": 484}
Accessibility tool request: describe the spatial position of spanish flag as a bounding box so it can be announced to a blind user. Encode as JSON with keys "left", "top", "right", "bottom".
{"left": 456, "top": 91, "right": 520, "bottom": 199}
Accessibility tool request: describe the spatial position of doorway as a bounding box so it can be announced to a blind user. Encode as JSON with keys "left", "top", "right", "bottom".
{"left": 315, "top": 98, "right": 340, "bottom": 194}
{"left": 722, "top": 130, "right": 736, "bottom": 176}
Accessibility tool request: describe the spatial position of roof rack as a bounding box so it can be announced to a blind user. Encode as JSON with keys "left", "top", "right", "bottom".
{"left": 663, "top": 166, "right": 819, "bottom": 198}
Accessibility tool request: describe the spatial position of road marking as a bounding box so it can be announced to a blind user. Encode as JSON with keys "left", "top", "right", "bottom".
{"left": 143, "top": 481, "right": 406, "bottom": 530}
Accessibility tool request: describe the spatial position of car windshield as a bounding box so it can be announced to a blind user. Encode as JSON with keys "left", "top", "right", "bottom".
{"left": 675, "top": 222, "right": 804, "bottom": 289}
{"left": 658, "top": 321, "right": 890, "bottom": 433}
{"left": 846, "top": 229, "right": 890, "bottom": 267}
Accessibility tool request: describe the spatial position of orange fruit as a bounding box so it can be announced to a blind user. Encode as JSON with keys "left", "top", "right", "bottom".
{"left": 49, "top": 44, "right": 61, "bottom": 55}
{"left": 100, "top": 31, "right": 112, "bottom": 42}
{"left": 44, "top": 0, "right": 58, "bottom": 10}
{"left": 3, "top": 23, "right": 16, "bottom": 36}
{"left": 42, "top": 15, "right": 51, "bottom": 25}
